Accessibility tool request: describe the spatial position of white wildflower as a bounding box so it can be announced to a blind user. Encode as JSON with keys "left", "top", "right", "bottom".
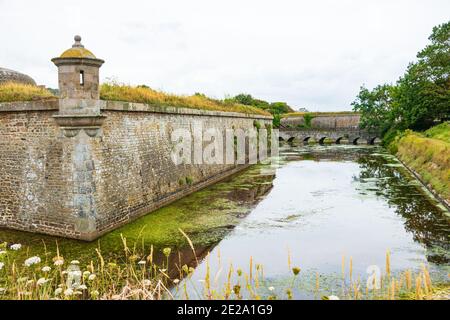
{"left": 53, "top": 257, "right": 64, "bottom": 266}
{"left": 142, "top": 279, "right": 152, "bottom": 287}
{"left": 54, "top": 288, "right": 63, "bottom": 295}
{"left": 83, "top": 271, "right": 91, "bottom": 277}
{"left": 10, "top": 244, "right": 22, "bottom": 251}
{"left": 74, "top": 291, "right": 83, "bottom": 295}
{"left": 328, "top": 295, "right": 340, "bottom": 300}
{"left": 42, "top": 266, "right": 51, "bottom": 272}
{"left": 64, "top": 288, "right": 73, "bottom": 296}
{"left": 24, "top": 256, "right": 41, "bottom": 267}
{"left": 37, "top": 278, "right": 49, "bottom": 286}
{"left": 268, "top": 286, "right": 275, "bottom": 291}
{"left": 26, "top": 280, "right": 34, "bottom": 286}
{"left": 79, "top": 284, "right": 87, "bottom": 290}
{"left": 70, "top": 260, "right": 80, "bottom": 265}
{"left": 0, "top": 288, "right": 6, "bottom": 295}
{"left": 173, "top": 279, "right": 180, "bottom": 284}
{"left": 88, "top": 274, "right": 96, "bottom": 281}
{"left": 0, "top": 262, "right": 4, "bottom": 270}
{"left": 138, "top": 260, "right": 146, "bottom": 265}
{"left": 0, "top": 250, "right": 6, "bottom": 256}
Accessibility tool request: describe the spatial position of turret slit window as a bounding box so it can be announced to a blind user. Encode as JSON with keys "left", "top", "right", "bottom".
{"left": 80, "top": 70, "right": 84, "bottom": 86}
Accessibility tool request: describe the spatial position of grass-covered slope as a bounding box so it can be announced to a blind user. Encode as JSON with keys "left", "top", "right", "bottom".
{"left": 391, "top": 122, "right": 450, "bottom": 203}
{"left": 0, "top": 82, "right": 55, "bottom": 103}
{"left": 100, "top": 83, "right": 271, "bottom": 116}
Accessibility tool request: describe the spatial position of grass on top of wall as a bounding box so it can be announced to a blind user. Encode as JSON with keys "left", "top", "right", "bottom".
{"left": 100, "top": 83, "right": 271, "bottom": 116}
{"left": 282, "top": 111, "right": 360, "bottom": 118}
{"left": 0, "top": 82, "right": 56, "bottom": 103}
{"left": 392, "top": 122, "right": 450, "bottom": 202}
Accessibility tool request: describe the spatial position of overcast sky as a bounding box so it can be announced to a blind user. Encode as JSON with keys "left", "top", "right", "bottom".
{"left": 1, "top": 0, "right": 448, "bottom": 111}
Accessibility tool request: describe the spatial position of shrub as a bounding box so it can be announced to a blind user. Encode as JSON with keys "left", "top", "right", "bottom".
{"left": 0, "top": 82, "right": 56, "bottom": 103}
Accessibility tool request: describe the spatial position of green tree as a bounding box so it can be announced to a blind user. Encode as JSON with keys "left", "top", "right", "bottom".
{"left": 395, "top": 21, "right": 450, "bottom": 129}
{"left": 353, "top": 21, "right": 450, "bottom": 136}
{"left": 351, "top": 84, "right": 396, "bottom": 134}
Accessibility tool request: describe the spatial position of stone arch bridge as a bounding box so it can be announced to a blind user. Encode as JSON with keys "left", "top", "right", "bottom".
{"left": 279, "top": 129, "right": 380, "bottom": 145}
{"left": 279, "top": 113, "right": 380, "bottom": 145}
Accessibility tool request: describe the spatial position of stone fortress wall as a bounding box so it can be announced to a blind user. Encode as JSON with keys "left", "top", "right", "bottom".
{"left": 0, "top": 36, "right": 272, "bottom": 240}
{"left": 281, "top": 113, "right": 361, "bottom": 130}
{"left": 0, "top": 100, "right": 271, "bottom": 240}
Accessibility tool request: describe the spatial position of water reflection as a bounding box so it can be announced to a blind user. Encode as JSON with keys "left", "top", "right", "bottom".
{"left": 179, "top": 144, "right": 449, "bottom": 299}
{"left": 356, "top": 153, "right": 449, "bottom": 264}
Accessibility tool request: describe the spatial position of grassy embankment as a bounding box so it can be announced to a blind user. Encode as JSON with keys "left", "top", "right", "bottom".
{"left": 100, "top": 83, "right": 270, "bottom": 116}
{"left": 0, "top": 82, "right": 270, "bottom": 116}
{"left": 0, "top": 82, "right": 55, "bottom": 102}
{"left": 389, "top": 122, "right": 450, "bottom": 204}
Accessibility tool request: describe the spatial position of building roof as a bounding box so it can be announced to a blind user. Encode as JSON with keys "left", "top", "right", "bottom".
{"left": 58, "top": 35, "right": 97, "bottom": 59}
{"left": 0, "top": 67, "right": 36, "bottom": 85}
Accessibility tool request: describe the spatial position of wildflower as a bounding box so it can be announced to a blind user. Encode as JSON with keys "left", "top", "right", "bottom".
{"left": 24, "top": 256, "right": 41, "bottom": 267}
{"left": 90, "top": 290, "right": 99, "bottom": 298}
{"left": 163, "top": 247, "right": 172, "bottom": 257}
{"left": 173, "top": 279, "right": 180, "bottom": 284}
{"left": 0, "top": 262, "right": 4, "bottom": 270}
{"left": 70, "top": 260, "right": 80, "bottom": 265}
{"left": 53, "top": 257, "right": 64, "bottom": 266}
{"left": 182, "top": 264, "right": 189, "bottom": 274}
{"left": 138, "top": 260, "right": 146, "bottom": 266}
{"left": 74, "top": 291, "right": 83, "bottom": 296}
{"left": 64, "top": 288, "right": 74, "bottom": 296}
{"left": 26, "top": 280, "right": 34, "bottom": 286}
{"left": 328, "top": 295, "right": 340, "bottom": 300}
{"left": 42, "top": 266, "right": 51, "bottom": 272}
{"left": 79, "top": 285, "right": 87, "bottom": 290}
{"left": 10, "top": 244, "right": 22, "bottom": 251}
{"left": 143, "top": 279, "right": 152, "bottom": 287}
{"left": 0, "top": 250, "right": 6, "bottom": 256}
{"left": 292, "top": 267, "right": 301, "bottom": 276}
{"left": 0, "top": 288, "right": 6, "bottom": 295}
{"left": 233, "top": 285, "right": 241, "bottom": 295}
{"left": 160, "top": 268, "right": 167, "bottom": 273}
{"left": 61, "top": 271, "right": 68, "bottom": 275}
{"left": 108, "top": 263, "right": 117, "bottom": 268}
{"left": 268, "top": 286, "right": 275, "bottom": 291}
{"left": 88, "top": 274, "right": 96, "bottom": 281}
{"left": 54, "top": 288, "right": 63, "bottom": 296}
{"left": 37, "top": 278, "right": 48, "bottom": 286}
{"left": 83, "top": 271, "right": 91, "bottom": 277}
{"left": 286, "top": 288, "right": 293, "bottom": 299}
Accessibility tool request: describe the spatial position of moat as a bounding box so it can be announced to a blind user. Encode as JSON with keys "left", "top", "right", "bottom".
{"left": 1, "top": 144, "right": 449, "bottom": 298}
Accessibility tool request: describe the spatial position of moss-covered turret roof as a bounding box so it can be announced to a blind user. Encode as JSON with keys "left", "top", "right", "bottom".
{"left": 58, "top": 35, "right": 97, "bottom": 59}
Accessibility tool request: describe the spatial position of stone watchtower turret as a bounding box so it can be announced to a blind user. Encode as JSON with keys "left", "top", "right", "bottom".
{"left": 52, "top": 35, "right": 105, "bottom": 137}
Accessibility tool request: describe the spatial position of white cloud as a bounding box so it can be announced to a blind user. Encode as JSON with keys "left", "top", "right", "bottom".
{"left": 0, "top": 0, "right": 448, "bottom": 111}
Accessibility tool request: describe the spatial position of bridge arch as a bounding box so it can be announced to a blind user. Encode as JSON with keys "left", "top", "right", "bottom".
{"left": 368, "top": 137, "right": 381, "bottom": 145}
{"left": 287, "top": 137, "right": 295, "bottom": 143}
{"left": 303, "top": 137, "right": 311, "bottom": 143}
{"left": 336, "top": 137, "right": 344, "bottom": 144}
{"left": 319, "top": 137, "right": 327, "bottom": 144}
{"left": 279, "top": 136, "right": 285, "bottom": 142}
{"left": 352, "top": 137, "right": 360, "bottom": 145}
